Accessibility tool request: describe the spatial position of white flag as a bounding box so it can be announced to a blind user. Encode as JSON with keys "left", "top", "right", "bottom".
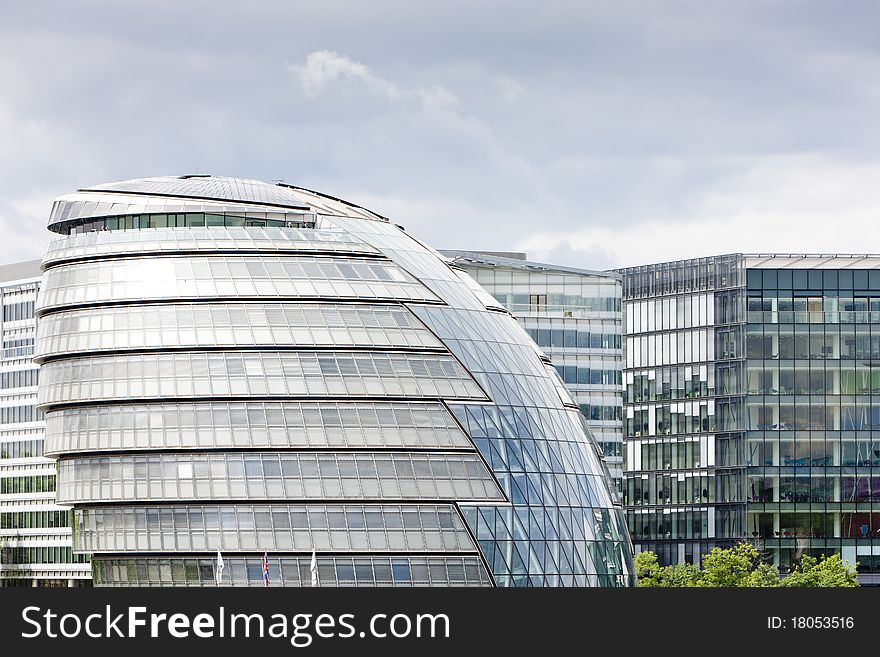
{"left": 310, "top": 549, "right": 318, "bottom": 587}
{"left": 215, "top": 549, "right": 225, "bottom": 586}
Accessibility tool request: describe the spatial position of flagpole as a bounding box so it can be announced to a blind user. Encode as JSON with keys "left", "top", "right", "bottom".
{"left": 215, "top": 549, "right": 224, "bottom": 587}
{"left": 310, "top": 549, "right": 318, "bottom": 587}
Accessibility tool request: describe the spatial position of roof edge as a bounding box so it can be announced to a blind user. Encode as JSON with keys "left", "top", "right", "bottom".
{"left": 441, "top": 250, "right": 621, "bottom": 280}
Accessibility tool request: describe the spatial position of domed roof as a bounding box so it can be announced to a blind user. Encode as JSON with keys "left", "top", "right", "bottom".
{"left": 83, "top": 175, "right": 312, "bottom": 210}
{"left": 48, "top": 175, "right": 386, "bottom": 232}
{"left": 38, "top": 174, "right": 633, "bottom": 588}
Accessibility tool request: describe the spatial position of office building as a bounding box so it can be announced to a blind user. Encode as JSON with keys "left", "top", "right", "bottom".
{"left": 619, "top": 254, "right": 880, "bottom": 584}
{"left": 37, "top": 175, "right": 633, "bottom": 587}
{"left": 442, "top": 251, "right": 624, "bottom": 492}
{"left": 0, "top": 260, "right": 90, "bottom": 586}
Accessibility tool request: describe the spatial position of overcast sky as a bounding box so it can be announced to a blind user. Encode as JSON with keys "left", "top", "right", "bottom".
{"left": 1, "top": 1, "right": 879, "bottom": 269}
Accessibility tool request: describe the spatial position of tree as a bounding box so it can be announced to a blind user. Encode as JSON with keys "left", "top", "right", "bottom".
{"left": 635, "top": 550, "right": 699, "bottom": 587}
{"left": 698, "top": 543, "right": 778, "bottom": 587}
{"left": 635, "top": 543, "right": 859, "bottom": 588}
{"left": 740, "top": 562, "right": 783, "bottom": 588}
{"left": 660, "top": 562, "right": 701, "bottom": 587}
{"left": 0, "top": 534, "right": 6, "bottom": 581}
{"left": 780, "top": 554, "right": 859, "bottom": 588}
{"left": 634, "top": 551, "right": 661, "bottom": 587}
{"left": 0, "top": 534, "right": 23, "bottom": 584}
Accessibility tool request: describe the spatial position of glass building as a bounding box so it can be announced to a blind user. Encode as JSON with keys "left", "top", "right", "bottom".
{"left": 619, "top": 254, "right": 880, "bottom": 584}
{"left": 37, "top": 175, "right": 632, "bottom": 587}
{"left": 0, "top": 260, "right": 91, "bottom": 586}
{"left": 441, "top": 251, "right": 624, "bottom": 492}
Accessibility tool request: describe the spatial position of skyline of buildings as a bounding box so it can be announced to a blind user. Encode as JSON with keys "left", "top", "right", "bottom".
{"left": 2, "top": 174, "right": 880, "bottom": 587}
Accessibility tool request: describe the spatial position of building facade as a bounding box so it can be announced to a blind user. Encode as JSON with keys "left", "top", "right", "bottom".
{"left": 619, "top": 254, "right": 880, "bottom": 583}
{"left": 37, "top": 175, "right": 632, "bottom": 587}
{"left": 0, "top": 260, "right": 91, "bottom": 586}
{"left": 442, "top": 251, "right": 625, "bottom": 492}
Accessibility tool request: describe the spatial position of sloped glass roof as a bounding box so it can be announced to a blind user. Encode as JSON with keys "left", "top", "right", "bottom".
{"left": 83, "top": 176, "right": 312, "bottom": 210}
{"left": 79, "top": 175, "right": 385, "bottom": 221}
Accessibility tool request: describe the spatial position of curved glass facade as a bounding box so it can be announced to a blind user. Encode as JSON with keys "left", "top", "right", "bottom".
{"left": 38, "top": 351, "right": 487, "bottom": 404}
{"left": 39, "top": 175, "right": 632, "bottom": 586}
{"left": 74, "top": 503, "right": 477, "bottom": 554}
{"left": 56, "top": 451, "right": 504, "bottom": 504}
{"left": 35, "top": 303, "right": 444, "bottom": 358}
{"left": 44, "top": 401, "right": 471, "bottom": 453}
{"left": 43, "top": 227, "right": 377, "bottom": 265}
{"left": 38, "top": 255, "right": 438, "bottom": 311}
{"left": 91, "top": 555, "right": 492, "bottom": 587}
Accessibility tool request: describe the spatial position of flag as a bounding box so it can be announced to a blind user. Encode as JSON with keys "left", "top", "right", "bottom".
{"left": 215, "top": 550, "right": 224, "bottom": 586}
{"left": 310, "top": 549, "right": 318, "bottom": 588}
{"left": 262, "top": 551, "right": 270, "bottom": 587}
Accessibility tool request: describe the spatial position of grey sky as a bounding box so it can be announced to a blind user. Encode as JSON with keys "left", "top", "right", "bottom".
{"left": 1, "top": 0, "right": 879, "bottom": 269}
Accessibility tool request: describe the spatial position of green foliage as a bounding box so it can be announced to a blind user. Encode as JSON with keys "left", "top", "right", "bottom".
{"left": 739, "top": 562, "right": 782, "bottom": 588}
{"left": 660, "top": 562, "right": 701, "bottom": 587}
{"left": 634, "top": 550, "right": 699, "bottom": 587}
{"left": 635, "top": 543, "right": 859, "bottom": 588}
{"left": 634, "top": 551, "right": 661, "bottom": 587}
{"left": 698, "top": 543, "right": 775, "bottom": 587}
{"left": 780, "top": 554, "right": 859, "bottom": 588}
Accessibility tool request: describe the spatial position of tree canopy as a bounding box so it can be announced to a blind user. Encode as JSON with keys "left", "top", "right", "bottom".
{"left": 635, "top": 543, "right": 859, "bottom": 587}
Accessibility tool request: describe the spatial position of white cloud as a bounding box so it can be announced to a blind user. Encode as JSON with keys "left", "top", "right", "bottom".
{"left": 290, "top": 50, "right": 457, "bottom": 107}
{"left": 415, "top": 84, "right": 458, "bottom": 108}
{"left": 2, "top": 2, "right": 880, "bottom": 272}
{"left": 496, "top": 76, "right": 523, "bottom": 101}
{"left": 520, "top": 154, "right": 880, "bottom": 269}
{"left": 291, "top": 50, "right": 401, "bottom": 98}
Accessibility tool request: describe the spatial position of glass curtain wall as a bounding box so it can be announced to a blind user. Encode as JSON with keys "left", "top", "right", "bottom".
{"left": 440, "top": 252, "right": 625, "bottom": 492}
{"left": 619, "top": 255, "right": 746, "bottom": 566}
{"left": 622, "top": 254, "right": 880, "bottom": 583}
{"left": 745, "top": 265, "right": 880, "bottom": 578}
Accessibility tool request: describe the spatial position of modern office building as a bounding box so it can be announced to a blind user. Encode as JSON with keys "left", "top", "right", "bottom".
{"left": 36, "top": 175, "right": 632, "bottom": 587}
{"left": 441, "top": 251, "right": 625, "bottom": 492}
{"left": 0, "top": 260, "right": 90, "bottom": 586}
{"left": 619, "top": 254, "right": 880, "bottom": 584}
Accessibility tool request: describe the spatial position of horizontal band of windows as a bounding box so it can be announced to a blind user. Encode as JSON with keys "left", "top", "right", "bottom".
{"left": 37, "top": 255, "right": 438, "bottom": 313}
{"left": 44, "top": 401, "right": 471, "bottom": 455}
{"left": 56, "top": 451, "right": 505, "bottom": 504}
{"left": 37, "top": 351, "right": 488, "bottom": 407}
{"left": 0, "top": 475, "right": 55, "bottom": 495}
{"left": 524, "top": 327, "right": 622, "bottom": 350}
{"left": 0, "top": 439, "right": 44, "bottom": 460}
{"left": 577, "top": 403, "right": 623, "bottom": 422}
{"left": 554, "top": 364, "right": 622, "bottom": 386}
{"left": 74, "top": 503, "right": 476, "bottom": 554}
{"left": 0, "top": 509, "right": 69, "bottom": 529}
{"left": 1, "top": 546, "right": 88, "bottom": 565}
{"left": 627, "top": 364, "right": 716, "bottom": 403}
{"left": 1, "top": 339, "right": 36, "bottom": 360}
{"left": 490, "top": 293, "right": 621, "bottom": 314}
{"left": 48, "top": 193, "right": 311, "bottom": 228}
{"left": 627, "top": 510, "right": 711, "bottom": 541}
{"left": 56, "top": 212, "right": 314, "bottom": 237}
{"left": 43, "top": 226, "right": 378, "bottom": 265}
{"left": 2, "top": 300, "right": 35, "bottom": 322}
{"left": 91, "top": 555, "right": 492, "bottom": 587}
{"left": 0, "top": 406, "right": 42, "bottom": 425}
{"left": 35, "top": 302, "right": 443, "bottom": 361}
{"left": 0, "top": 368, "right": 38, "bottom": 390}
